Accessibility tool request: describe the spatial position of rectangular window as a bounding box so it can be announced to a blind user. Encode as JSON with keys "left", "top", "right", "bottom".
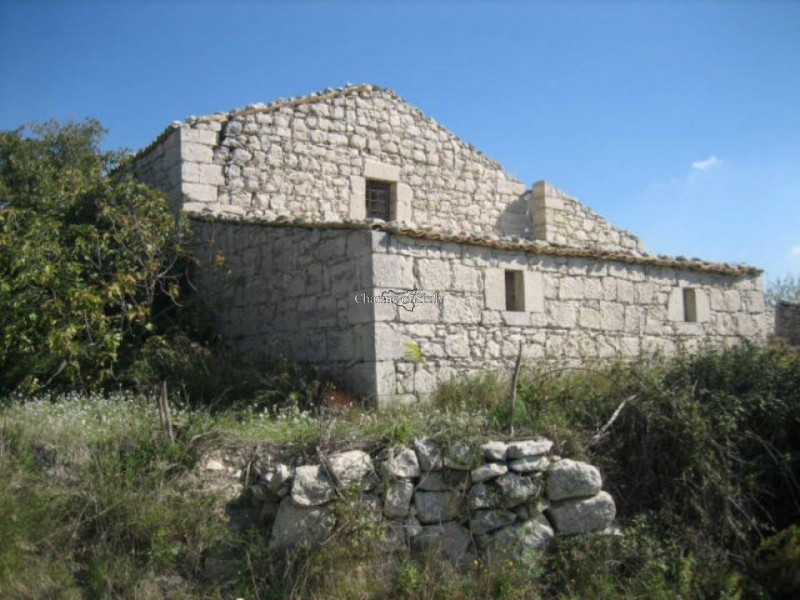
{"left": 683, "top": 288, "right": 697, "bottom": 322}
{"left": 365, "top": 180, "right": 391, "bottom": 221}
{"left": 505, "top": 270, "right": 525, "bottom": 311}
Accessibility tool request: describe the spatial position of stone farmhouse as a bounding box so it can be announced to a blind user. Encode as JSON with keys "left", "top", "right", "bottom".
{"left": 129, "top": 84, "right": 767, "bottom": 405}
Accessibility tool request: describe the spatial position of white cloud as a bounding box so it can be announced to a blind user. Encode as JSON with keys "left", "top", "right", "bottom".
{"left": 790, "top": 245, "right": 800, "bottom": 256}
{"left": 691, "top": 155, "right": 722, "bottom": 171}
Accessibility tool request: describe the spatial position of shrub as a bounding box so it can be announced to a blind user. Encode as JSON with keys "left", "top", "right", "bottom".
{"left": 0, "top": 119, "right": 189, "bottom": 394}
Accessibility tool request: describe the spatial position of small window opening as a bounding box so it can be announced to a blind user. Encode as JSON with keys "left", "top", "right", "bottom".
{"left": 505, "top": 270, "right": 525, "bottom": 312}
{"left": 683, "top": 288, "right": 697, "bottom": 322}
{"left": 365, "top": 180, "right": 391, "bottom": 221}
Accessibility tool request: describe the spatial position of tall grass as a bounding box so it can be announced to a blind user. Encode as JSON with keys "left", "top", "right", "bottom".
{"left": 1, "top": 343, "right": 798, "bottom": 598}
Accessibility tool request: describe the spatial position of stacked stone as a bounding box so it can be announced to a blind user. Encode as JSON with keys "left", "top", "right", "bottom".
{"left": 262, "top": 437, "right": 617, "bottom": 565}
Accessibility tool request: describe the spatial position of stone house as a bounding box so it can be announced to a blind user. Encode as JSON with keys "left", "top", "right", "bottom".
{"left": 129, "top": 84, "right": 767, "bottom": 405}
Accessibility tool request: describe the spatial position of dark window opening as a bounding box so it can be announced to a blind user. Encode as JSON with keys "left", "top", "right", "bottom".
{"left": 683, "top": 288, "right": 697, "bottom": 322}
{"left": 505, "top": 270, "right": 525, "bottom": 312}
{"left": 366, "top": 180, "right": 391, "bottom": 221}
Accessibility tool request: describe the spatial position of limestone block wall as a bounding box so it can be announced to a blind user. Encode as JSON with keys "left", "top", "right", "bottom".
{"left": 369, "top": 231, "right": 764, "bottom": 402}
{"left": 775, "top": 301, "right": 800, "bottom": 345}
{"left": 182, "top": 220, "right": 764, "bottom": 405}
{"left": 132, "top": 84, "right": 529, "bottom": 238}
{"left": 188, "top": 219, "right": 380, "bottom": 396}
{"left": 531, "top": 181, "right": 643, "bottom": 253}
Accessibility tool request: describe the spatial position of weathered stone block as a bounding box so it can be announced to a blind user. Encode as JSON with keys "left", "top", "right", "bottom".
{"left": 292, "top": 465, "right": 335, "bottom": 507}
{"left": 413, "top": 438, "right": 443, "bottom": 471}
{"left": 269, "top": 498, "right": 335, "bottom": 549}
{"left": 546, "top": 491, "right": 616, "bottom": 535}
{"left": 415, "top": 491, "right": 461, "bottom": 524}
{"left": 471, "top": 462, "right": 508, "bottom": 483}
{"left": 385, "top": 479, "right": 415, "bottom": 518}
{"left": 469, "top": 509, "right": 517, "bottom": 535}
{"left": 507, "top": 439, "right": 554, "bottom": 459}
{"left": 547, "top": 459, "right": 602, "bottom": 501}
{"left": 412, "top": 522, "right": 473, "bottom": 564}
{"left": 382, "top": 445, "right": 421, "bottom": 479}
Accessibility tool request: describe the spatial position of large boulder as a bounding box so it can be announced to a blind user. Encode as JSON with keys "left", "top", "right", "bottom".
{"left": 547, "top": 459, "right": 602, "bottom": 501}
{"left": 269, "top": 498, "right": 335, "bottom": 549}
{"left": 546, "top": 491, "right": 616, "bottom": 535}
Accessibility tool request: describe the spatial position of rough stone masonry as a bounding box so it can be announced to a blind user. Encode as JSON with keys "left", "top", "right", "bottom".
{"left": 128, "top": 83, "right": 769, "bottom": 404}
{"left": 254, "top": 436, "right": 617, "bottom": 566}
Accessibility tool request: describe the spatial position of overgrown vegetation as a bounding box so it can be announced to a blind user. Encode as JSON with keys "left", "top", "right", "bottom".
{"left": 1, "top": 343, "right": 798, "bottom": 599}
{"left": 0, "top": 119, "right": 189, "bottom": 394}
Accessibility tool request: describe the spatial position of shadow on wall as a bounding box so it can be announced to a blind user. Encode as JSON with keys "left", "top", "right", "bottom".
{"left": 496, "top": 191, "right": 531, "bottom": 239}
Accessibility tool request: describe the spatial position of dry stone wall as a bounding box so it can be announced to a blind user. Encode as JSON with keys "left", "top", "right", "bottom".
{"left": 257, "top": 436, "right": 617, "bottom": 565}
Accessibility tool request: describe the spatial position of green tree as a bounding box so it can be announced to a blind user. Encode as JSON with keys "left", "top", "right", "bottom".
{"left": 0, "top": 119, "right": 188, "bottom": 393}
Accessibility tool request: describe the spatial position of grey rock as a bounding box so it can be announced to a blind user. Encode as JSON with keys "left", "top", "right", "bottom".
{"left": 382, "top": 445, "right": 421, "bottom": 478}
{"left": 514, "top": 505, "right": 530, "bottom": 521}
{"left": 466, "top": 483, "right": 493, "bottom": 510}
{"left": 384, "top": 479, "right": 415, "bottom": 518}
{"left": 506, "top": 438, "right": 554, "bottom": 459}
{"left": 413, "top": 437, "right": 443, "bottom": 471}
{"left": 265, "top": 463, "right": 293, "bottom": 492}
{"left": 269, "top": 498, "right": 335, "bottom": 549}
{"left": 291, "top": 465, "right": 335, "bottom": 506}
{"left": 484, "top": 516, "right": 554, "bottom": 563}
{"left": 415, "top": 491, "right": 460, "bottom": 524}
{"left": 412, "top": 522, "right": 474, "bottom": 565}
{"left": 495, "top": 473, "right": 542, "bottom": 507}
{"left": 481, "top": 440, "right": 508, "bottom": 462}
{"left": 417, "top": 471, "right": 449, "bottom": 491}
{"left": 546, "top": 491, "right": 616, "bottom": 535}
{"left": 443, "top": 440, "right": 475, "bottom": 470}
{"left": 547, "top": 459, "right": 602, "bottom": 501}
{"left": 469, "top": 509, "right": 517, "bottom": 535}
{"left": 509, "top": 456, "right": 550, "bottom": 473}
{"left": 471, "top": 462, "right": 508, "bottom": 483}
{"left": 327, "top": 450, "right": 374, "bottom": 487}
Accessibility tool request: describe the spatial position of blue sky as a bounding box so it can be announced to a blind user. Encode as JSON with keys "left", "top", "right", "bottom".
{"left": 1, "top": 1, "right": 798, "bottom": 281}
